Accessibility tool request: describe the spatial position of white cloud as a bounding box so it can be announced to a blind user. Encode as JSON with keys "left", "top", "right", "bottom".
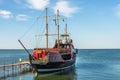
{"left": 26, "top": 0, "right": 49, "bottom": 10}
{"left": 116, "top": 4, "right": 120, "bottom": 17}
{"left": 53, "top": 0, "right": 78, "bottom": 17}
{"left": 0, "top": 10, "right": 12, "bottom": 19}
{"left": 16, "top": 14, "right": 29, "bottom": 21}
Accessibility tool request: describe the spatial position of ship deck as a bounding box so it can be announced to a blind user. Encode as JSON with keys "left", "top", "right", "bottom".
{"left": 34, "top": 48, "right": 71, "bottom": 53}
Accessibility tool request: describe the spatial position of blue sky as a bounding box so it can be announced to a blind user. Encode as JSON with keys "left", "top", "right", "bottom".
{"left": 0, "top": 0, "right": 120, "bottom": 49}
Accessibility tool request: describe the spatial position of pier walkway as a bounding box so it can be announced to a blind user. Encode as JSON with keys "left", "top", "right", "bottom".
{"left": 0, "top": 61, "right": 30, "bottom": 68}
{"left": 0, "top": 61, "right": 31, "bottom": 79}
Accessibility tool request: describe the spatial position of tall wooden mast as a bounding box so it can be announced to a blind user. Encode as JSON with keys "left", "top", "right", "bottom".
{"left": 65, "top": 24, "right": 67, "bottom": 34}
{"left": 65, "top": 24, "right": 67, "bottom": 40}
{"left": 57, "top": 9, "right": 60, "bottom": 48}
{"left": 46, "top": 8, "right": 48, "bottom": 49}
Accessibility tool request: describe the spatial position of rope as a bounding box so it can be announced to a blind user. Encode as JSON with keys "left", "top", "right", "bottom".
{"left": 35, "top": 10, "right": 47, "bottom": 48}
{"left": 19, "top": 18, "right": 38, "bottom": 40}
{"left": 19, "top": 9, "right": 46, "bottom": 40}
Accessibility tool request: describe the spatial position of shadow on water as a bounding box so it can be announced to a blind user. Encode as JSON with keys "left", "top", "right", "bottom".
{"left": 34, "top": 67, "right": 76, "bottom": 80}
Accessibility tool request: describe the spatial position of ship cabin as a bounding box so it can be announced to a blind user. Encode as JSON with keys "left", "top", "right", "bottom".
{"left": 32, "top": 34, "right": 73, "bottom": 61}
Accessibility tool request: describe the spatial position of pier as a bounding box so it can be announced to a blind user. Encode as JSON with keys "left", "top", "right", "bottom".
{"left": 0, "top": 61, "right": 31, "bottom": 79}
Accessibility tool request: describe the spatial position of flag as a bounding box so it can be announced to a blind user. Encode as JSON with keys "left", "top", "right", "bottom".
{"left": 58, "top": 15, "right": 60, "bottom": 20}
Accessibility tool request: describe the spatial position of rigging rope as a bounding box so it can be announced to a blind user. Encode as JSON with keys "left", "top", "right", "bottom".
{"left": 18, "top": 9, "right": 46, "bottom": 49}
{"left": 35, "top": 10, "right": 47, "bottom": 48}
{"left": 19, "top": 18, "right": 38, "bottom": 40}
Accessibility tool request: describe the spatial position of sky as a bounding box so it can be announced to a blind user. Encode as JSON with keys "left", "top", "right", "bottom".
{"left": 0, "top": 0, "right": 120, "bottom": 49}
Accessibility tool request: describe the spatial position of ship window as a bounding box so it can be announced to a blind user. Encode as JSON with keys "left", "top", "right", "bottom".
{"left": 59, "top": 44, "right": 70, "bottom": 49}
{"left": 66, "top": 45, "right": 70, "bottom": 48}
{"left": 60, "top": 44, "right": 64, "bottom": 48}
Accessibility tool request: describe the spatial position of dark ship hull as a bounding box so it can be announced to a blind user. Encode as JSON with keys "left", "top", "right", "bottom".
{"left": 31, "top": 54, "right": 76, "bottom": 73}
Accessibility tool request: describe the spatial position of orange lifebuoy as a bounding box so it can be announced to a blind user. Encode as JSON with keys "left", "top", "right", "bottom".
{"left": 42, "top": 50, "right": 46, "bottom": 58}
{"left": 33, "top": 50, "right": 46, "bottom": 60}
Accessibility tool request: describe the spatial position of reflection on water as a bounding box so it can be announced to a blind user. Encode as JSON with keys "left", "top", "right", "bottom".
{"left": 34, "top": 68, "right": 76, "bottom": 80}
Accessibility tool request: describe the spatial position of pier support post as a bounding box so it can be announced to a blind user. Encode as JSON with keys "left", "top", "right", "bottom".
{"left": 4, "top": 63, "right": 5, "bottom": 79}
{"left": 12, "top": 61, "right": 14, "bottom": 76}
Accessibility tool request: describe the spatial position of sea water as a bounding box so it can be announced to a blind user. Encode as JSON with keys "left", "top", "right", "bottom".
{"left": 0, "top": 49, "right": 120, "bottom": 80}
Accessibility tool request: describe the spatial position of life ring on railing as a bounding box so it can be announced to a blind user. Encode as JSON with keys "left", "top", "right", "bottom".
{"left": 33, "top": 50, "right": 46, "bottom": 60}
{"left": 33, "top": 50, "right": 39, "bottom": 59}
{"left": 42, "top": 50, "right": 46, "bottom": 58}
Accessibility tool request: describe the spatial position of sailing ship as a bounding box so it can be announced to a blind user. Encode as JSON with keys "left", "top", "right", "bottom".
{"left": 18, "top": 8, "right": 78, "bottom": 73}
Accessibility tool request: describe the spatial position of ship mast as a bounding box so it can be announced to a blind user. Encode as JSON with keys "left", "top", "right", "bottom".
{"left": 46, "top": 8, "right": 48, "bottom": 49}
{"left": 65, "top": 24, "right": 67, "bottom": 40}
{"left": 57, "top": 10, "right": 60, "bottom": 48}
{"left": 45, "top": 8, "right": 60, "bottom": 48}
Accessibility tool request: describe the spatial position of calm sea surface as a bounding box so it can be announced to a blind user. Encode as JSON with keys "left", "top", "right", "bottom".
{"left": 0, "top": 49, "right": 120, "bottom": 80}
